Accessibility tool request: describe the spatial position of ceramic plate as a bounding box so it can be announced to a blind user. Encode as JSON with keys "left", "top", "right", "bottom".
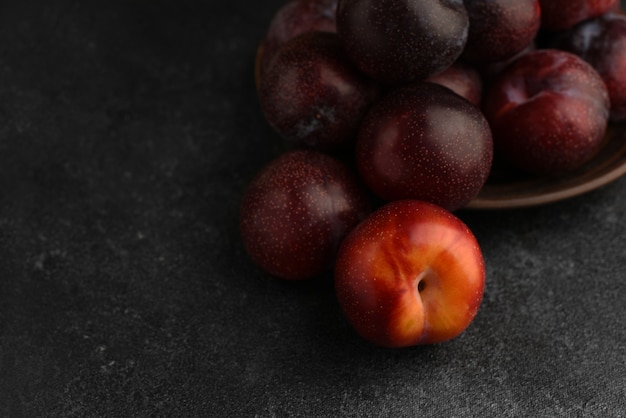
{"left": 467, "top": 123, "right": 626, "bottom": 209}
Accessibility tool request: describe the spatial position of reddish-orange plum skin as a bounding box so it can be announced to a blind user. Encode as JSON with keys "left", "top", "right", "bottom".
{"left": 240, "top": 150, "right": 371, "bottom": 280}
{"left": 334, "top": 200, "right": 486, "bottom": 348}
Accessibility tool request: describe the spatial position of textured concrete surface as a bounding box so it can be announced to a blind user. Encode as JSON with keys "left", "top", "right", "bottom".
{"left": 0, "top": 0, "right": 625, "bottom": 416}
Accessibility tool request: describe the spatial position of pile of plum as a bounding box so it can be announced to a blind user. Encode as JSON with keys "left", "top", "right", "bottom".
{"left": 240, "top": 0, "right": 625, "bottom": 347}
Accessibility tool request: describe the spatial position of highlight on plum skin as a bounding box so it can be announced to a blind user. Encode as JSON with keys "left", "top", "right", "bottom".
{"left": 239, "top": 149, "right": 371, "bottom": 281}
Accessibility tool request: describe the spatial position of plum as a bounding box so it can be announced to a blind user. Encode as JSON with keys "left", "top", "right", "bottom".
{"left": 483, "top": 49, "right": 610, "bottom": 175}
{"left": 554, "top": 12, "right": 626, "bottom": 121}
{"left": 462, "top": 0, "right": 541, "bottom": 63}
{"left": 355, "top": 82, "right": 493, "bottom": 211}
{"left": 256, "top": 0, "right": 338, "bottom": 85}
{"left": 336, "top": 0, "right": 469, "bottom": 84}
{"left": 335, "top": 200, "right": 485, "bottom": 347}
{"left": 240, "top": 149, "right": 371, "bottom": 280}
{"left": 258, "top": 31, "right": 379, "bottom": 152}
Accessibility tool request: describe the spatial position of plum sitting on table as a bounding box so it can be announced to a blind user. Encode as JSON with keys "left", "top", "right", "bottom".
{"left": 240, "top": 149, "right": 371, "bottom": 280}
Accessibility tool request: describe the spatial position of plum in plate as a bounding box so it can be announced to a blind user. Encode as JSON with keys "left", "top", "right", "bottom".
{"left": 482, "top": 49, "right": 610, "bottom": 175}
{"left": 539, "top": 0, "right": 618, "bottom": 31}
{"left": 462, "top": 0, "right": 541, "bottom": 64}
{"left": 255, "top": 0, "right": 338, "bottom": 85}
{"left": 554, "top": 12, "right": 626, "bottom": 121}
{"left": 336, "top": 0, "right": 469, "bottom": 84}
{"left": 258, "top": 31, "right": 379, "bottom": 152}
{"left": 355, "top": 82, "right": 493, "bottom": 212}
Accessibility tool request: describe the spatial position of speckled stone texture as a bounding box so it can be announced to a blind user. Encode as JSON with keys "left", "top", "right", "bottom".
{"left": 0, "top": 0, "right": 625, "bottom": 416}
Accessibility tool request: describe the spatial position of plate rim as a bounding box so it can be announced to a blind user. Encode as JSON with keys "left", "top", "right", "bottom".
{"left": 466, "top": 123, "right": 626, "bottom": 210}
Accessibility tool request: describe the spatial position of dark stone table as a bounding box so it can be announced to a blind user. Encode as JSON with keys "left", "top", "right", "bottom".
{"left": 1, "top": 0, "right": 624, "bottom": 416}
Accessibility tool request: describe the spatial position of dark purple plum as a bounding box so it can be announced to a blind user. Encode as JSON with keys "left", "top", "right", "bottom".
{"left": 258, "top": 31, "right": 379, "bottom": 152}
{"left": 240, "top": 149, "right": 371, "bottom": 280}
{"left": 462, "top": 0, "right": 541, "bottom": 63}
{"left": 483, "top": 49, "right": 610, "bottom": 175}
{"left": 355, "top": 82, "right": 493, "bottom": 212}
{"left": 336, "top": 0, "right": 469, "bottom": 84}
{"left": 256, "top": 0, "right": 338, "bottom": 86}
{"left": 554, "top": 12, "right": 626, "bottom": 121}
